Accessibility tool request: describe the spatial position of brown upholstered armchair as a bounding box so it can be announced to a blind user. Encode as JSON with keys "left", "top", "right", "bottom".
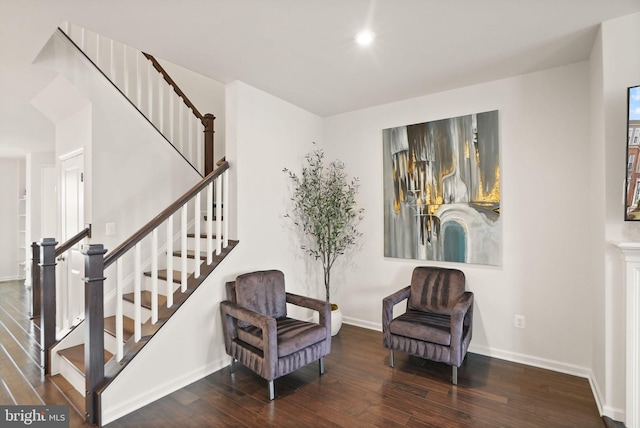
{"left": 382, "top": 266, "right": 473, "bottom": 385}
{"left": 219, "top": 270, "right": 331, "bottom": 400}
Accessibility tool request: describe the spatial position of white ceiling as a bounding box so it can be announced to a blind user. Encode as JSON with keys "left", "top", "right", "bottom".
{"left": 2, "top": 0, "right": 640, "bottom": 156}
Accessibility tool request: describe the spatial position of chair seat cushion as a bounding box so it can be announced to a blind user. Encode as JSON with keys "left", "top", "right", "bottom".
{"left": 389, "top": 310, "right": 451, "bottom": 346}
{"left": 237, "top": 317, "right": 327, "bottom": 357}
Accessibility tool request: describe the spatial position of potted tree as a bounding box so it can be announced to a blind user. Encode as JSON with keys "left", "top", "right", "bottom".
{"left": 284, "top": 145, "right": 364, "bottom": 335}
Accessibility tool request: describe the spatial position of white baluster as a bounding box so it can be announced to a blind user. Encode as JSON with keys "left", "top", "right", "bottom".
{"left": 223, "top": 168, "right": 229, "bottom": 248}
{"left": 169, "top": 89, "right": 175, "bottom": 144}
{"left": 151, "top": 228, "right": 158, "bottom": 324}
{"left": 194, "top": 192, "right": 201, "bottom": 278}
{"left": 80, "top": 27, "right": 85, "bottom": 51}
{"left": 181, "top": 204, "right": 188, "bottom": 292}
{"left": 178, "top": 102, "right": 185, "bottom": 154}
{"left": 158, "top": 73, "right": 164, "bottom": 135}
{"left": 61, "top": 252, "right": 69, "bottom": 330}
{"left": 216, "top": 176, "right": 222, "bottom": 255}
{"left": 116, "top": 258, "right": 124, "bottom": 361}
{"left": 147, "top": 60, "right": 154, "bottom": 123}
{"left": 123, "top": 45, "right": 130, "bottom": 98}
{"left": 166, "top": 215, "right": 174, "bottom": 308}
{"left": 135, "top": 52, "right": 142, "bottom": 109}
{"left": 194, "top": 113, "right": 200, "bottom": 169}
{"left": 194, "top": 119, "right": 205, "bottom": 175}
{"left": 207, "top": 182, "right": 213, "bottom": 264}
{"left": 109, "top": 39, "right": 116, "bottom": 84}
{"left": 134, "top": 242, "right": 142, "bottom": 342}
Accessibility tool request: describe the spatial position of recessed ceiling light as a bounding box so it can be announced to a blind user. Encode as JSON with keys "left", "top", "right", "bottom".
{"left": 355, "top": 30, "right": 375, "bottom": 46}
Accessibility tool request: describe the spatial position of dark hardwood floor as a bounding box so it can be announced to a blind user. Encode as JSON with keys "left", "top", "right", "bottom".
{"left": 1, "top": 280, "right": 608, "bottom": 427}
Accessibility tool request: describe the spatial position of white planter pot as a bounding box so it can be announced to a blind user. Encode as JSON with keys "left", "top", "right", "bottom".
{"left": 331, "top": 308, "right": 343, "bottom": 336}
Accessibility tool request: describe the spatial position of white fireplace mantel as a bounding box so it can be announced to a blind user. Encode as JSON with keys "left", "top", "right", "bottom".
{"left": 615, "top": 242, "right": 640, "bottom": 428}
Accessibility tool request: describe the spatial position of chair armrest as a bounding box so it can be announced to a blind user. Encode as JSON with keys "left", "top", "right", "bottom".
{"left": 450, "top": 292, "right": 474, "bottom": 342}
{"left": 451, "top": 292, "right": 474, "bottom": 324}
{"left": 286, "top": 293, "right": 331, "bottom": 344}
{"left": 382, "top": 286, "right": 411, "bottom": 332}
{"left": 219, "top": 300, "right": 277, "bottom": 354}
{"left": 286, "top": 292, "right": 329, "bottom": 313}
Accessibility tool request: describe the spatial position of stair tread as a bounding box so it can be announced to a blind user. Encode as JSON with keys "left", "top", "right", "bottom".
{"left": 143, "top": 269, "right": 187, "bottom": 283}
{"left": 172, "top": 250, "right": 207, "bottom": 260}
{"left": 58, "top": 344, "right": 113, "bottom": 374}
{"left": 122, "top": 290, "right": 168, "bottom": 309}
{"left": 187, "top": 233, "right": 219, "bottom": 238}
{"left": 104, "top": 315, "right": 135, "bottom": 340}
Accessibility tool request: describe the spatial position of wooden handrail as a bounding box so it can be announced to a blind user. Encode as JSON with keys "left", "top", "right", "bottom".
{"left": 55, "top": 224, "right": 92, "bottom": 257}
{"left": 143, "top": 52, "right": 216, "bottom": 175}
{"left": 104, "top": 160, "right": 229, "bottom": 268}
{"left": 142, "top": 53, "right": 212, "bottom": 123}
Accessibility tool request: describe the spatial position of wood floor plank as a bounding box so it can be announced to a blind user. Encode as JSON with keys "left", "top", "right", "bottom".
{"left": 0, "top": 342, "right": 43, "bottom": 404}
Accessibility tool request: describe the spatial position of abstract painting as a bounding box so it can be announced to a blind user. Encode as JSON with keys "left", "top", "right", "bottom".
{"left": 383, "top": 110, "right": 501, "bottom": 266}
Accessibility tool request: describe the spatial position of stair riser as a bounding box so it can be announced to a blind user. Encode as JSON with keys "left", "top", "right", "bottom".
{"left": 58, "top": 356, "right": 86, "bottom": 397}
{"left": 143, "top": 275, "right": 181, "bottom": 295}
{"left": 187, "top": 236, "right": 223, "bottom": 249}
{"left": 171, "top": 255, "right": 202, "bottom": 272}
{"left": 198, "top": 220, "right": 221, "bottom": 232}
{"left": 104, "top": 331, "right": 121, "bottom": 356}
{"left": 122, "top": 299, "right": 152, "bottom": 322}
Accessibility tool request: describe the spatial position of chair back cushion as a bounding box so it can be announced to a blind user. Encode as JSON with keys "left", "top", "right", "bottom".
{"left": 408, "top": 267, "right": 465, "bottom": 314}
{"left": 235, "top": 270, "right": 287, "bottom": 319}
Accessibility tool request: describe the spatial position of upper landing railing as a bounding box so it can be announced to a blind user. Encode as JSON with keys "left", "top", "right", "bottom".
{"left": 59, "top": 22, "right": 215, "bottom": 176}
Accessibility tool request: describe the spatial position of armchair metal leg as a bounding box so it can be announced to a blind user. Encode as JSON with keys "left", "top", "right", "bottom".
{"left": 230, "top": 358, "right": 237, "bottom": 374}
{"left": 268, "top": 380, "right": 275, "bottom": 401}
{"left": 319, "top": 357, "right": 325, "bottom": 375}
{"left": 389, "top": 350, "right": 394, "bottom": 368}
{"left": 452, "top": 365, "right": 458, "bottom": 385}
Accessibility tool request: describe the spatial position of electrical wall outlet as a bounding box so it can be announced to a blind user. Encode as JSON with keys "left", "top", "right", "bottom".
{"left": 514, "top": 314, "right": 526, "bottom": 329}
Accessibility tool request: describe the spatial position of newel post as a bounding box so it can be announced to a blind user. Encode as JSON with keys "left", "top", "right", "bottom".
{"left": 203, "top": 113, "right": 215, "bottom": 175}
{"left": 39, "top": 238, "right": 58, "bottom": 373}
{"left": 83, "top": 244, "right": 107, "bottom": 426}
{"left": 31, "top": 242, "right": 41, "bottom": 319}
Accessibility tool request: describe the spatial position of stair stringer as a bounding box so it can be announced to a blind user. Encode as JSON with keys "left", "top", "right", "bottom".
{"left": 99, "top": 244, "right": 242, "bottom": 426}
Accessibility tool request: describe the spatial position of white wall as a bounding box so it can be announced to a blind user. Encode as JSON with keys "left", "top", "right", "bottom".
{"left": 101, "top": 81, "right": 323, "bottom": 424}
{"left": 0, "top": 158, "right": 24, "bottom": 281}
{"left": 24, "top": 151, "right": 55, "bottom": 286}
{"left": 599, "top": 11, "right": 640, "bottom": 421}
{"left": 589, "top": 24, "right": 609, "bottom": 418}
{"left": 26, "top": 152, "right": 56, "bottom": 242}
{"left": 34, "top": 30, "right": 202, "bottom": 252}
{"left": 157, "top": 59, "right": 227, "bottom": 164}
{"left": 323, "top": 62, "right": 596, "bottom": 376}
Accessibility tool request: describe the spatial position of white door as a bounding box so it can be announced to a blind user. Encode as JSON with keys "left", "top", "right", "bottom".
{"left": 58, "top": 151, "right": 85, "bottom": 331}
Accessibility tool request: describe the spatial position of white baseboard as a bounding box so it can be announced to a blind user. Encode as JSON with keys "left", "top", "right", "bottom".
{"left": 468, "top": 343, "right": 591, "bottom": 378}
{"left": 101, "top": 356, "right": 229, "bottom": 426}
{"left": 343, "top": 316, "right": 380, "bottom": 332}
{"left": 590, "top": 372, "right": 625, "bottom": 423}
{"left": 0, "top": 275, "right": 24, "bottom": 282}
{"left": 602, "top": 404, "right": 626, "bottom": 424}
{"left": 588, "top": 370, "right": 605, "bottom": 416}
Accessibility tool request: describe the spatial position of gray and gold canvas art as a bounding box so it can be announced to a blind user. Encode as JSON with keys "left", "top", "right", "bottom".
{"left": 383, "top": 110, "right": 501, "bottom": 266}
